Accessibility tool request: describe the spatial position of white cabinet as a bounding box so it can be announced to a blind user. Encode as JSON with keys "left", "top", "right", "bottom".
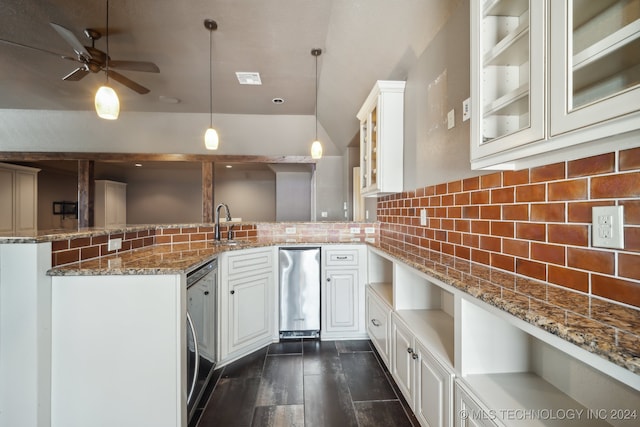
{"left": 219, "top": 247, "right": 276, "bottom": 363}
{"left": 391, "top": 313, "right": 454, "bottom": 427}
{"left": 366, "top": 285, "right": 392, "bottom": 367}
{"left": 471, "top": 0, "right": 640, "bottom": 170}
{"left": 549, "top": 0, "right": 640, "bottom": 136}
{"left": 0, "top": 162, "right": 39, "bottom": 236}
{"left": 321, "top": 245, "right": 367, "bottom": 340}
{"left": 187, "top": 271, "right": 216, "bottom": 361}
{"left": 50, "top": 274, "right": 187, "bottom": 427}
{"left": 357, "top": 80, "right": 405, "bottom": 196}
{"left": 454, "top": 381, "right": 500, "bottom": 427}
{"left": 94, "top": 180, "right": 126, "bottom": 228}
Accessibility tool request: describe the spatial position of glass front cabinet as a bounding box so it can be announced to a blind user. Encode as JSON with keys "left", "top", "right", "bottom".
{"left": 471, "top": 0, "right": 640, "bottom": 170}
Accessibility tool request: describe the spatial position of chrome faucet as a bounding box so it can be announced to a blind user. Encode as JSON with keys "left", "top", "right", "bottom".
{"left": 214, "top": 203, "right": 231, "bottom": 241}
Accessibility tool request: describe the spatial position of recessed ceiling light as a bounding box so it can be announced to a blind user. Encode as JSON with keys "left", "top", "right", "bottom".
{"left": 236, "top": 72, "right": 262, "bottom": 85}
{"left": 272, "top": 97, "right": 285, "bottom": 104}
{"left": 158, "top": 95, "right": 181, "bottom": 104}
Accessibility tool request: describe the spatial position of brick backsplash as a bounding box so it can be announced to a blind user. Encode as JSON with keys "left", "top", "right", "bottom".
{"left": 377, "top": 147, "right": 640, "bottom": 308}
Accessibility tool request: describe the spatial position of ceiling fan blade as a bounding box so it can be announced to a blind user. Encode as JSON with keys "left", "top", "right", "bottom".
{"left": 62, "top": 67, "right": 89, "bottom": 81}
{"left": 50, "top": 23, "right": 92, "bottom": 60}
{"left": 107, "top": 70, "right": 150, "bottom": 94}
{"left": 109, "top": 60, "right": 160, "bottom": 73}
{"left": 0, "top": 38, "right": 78, "bottom": 62}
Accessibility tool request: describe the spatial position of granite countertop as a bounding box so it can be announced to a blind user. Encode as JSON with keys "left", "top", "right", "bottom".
{"left": 47, "top": 233, "right": 640, "bottom": 376}
{"left": 371, "top": 239, "right": 640, "bottom": 376}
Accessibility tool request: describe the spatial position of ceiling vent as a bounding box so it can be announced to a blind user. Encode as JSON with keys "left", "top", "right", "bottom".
{"left": 235, "top": 72, "right": 262, "bottom": 85}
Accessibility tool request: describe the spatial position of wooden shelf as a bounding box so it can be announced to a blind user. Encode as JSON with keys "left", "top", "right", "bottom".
{"left": 464, "top": 373, "right": 613, "bottom": 426}
{"left": 484, "top": 83, "right": 529, "bottom": 117}
{"left": 396, "top": 309, "right": 454, "bottom": 368}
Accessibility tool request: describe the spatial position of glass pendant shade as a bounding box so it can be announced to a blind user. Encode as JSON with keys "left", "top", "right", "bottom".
{"left": 204, "top": 127, "right": 219, "bottom": 150}
{"left": 311, "top": 139, "right": 323, "bottom": 159}
{"left": 95, "top": 85, "right": 120, "bottom": 120}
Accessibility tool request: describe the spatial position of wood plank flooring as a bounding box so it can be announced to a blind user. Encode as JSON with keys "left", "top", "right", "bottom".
{"left": 191, "top": 339, "right": 419, "bottom": 427}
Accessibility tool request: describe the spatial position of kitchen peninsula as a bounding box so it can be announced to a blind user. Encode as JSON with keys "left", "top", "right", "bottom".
{"left": 1, "top": 221, "right": 638, "bottom": 427}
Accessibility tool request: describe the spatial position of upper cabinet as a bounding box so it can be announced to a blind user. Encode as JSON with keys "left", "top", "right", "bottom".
{"left": 0, "top": 162, "right": 39, "bottom": 236}
{"left": 94, "top": 180, "right": 127, "bottom": 228}
{"left": 357, "top": 80, "right": 405, "bottom": 197}
{"left": 471, "top": 0, "right": 640, "bottom": 170}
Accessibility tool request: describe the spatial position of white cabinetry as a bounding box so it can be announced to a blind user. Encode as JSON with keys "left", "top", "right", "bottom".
{"left": 0, "top": 162, "right": 39, "bottom": 236}
{"left": 365, "top": 247, "right": 639, "bottom": 427}
{"left": 219, "top": 247, "right": 276, "bottom": 363}
{"left": 50, "top": 274, "right": 187, "bottom": 427}
{"left": 321, "top": 245, "right": 367, "bottom": 339}
{"left": 357, "top": 80, "right": 405, "bottom": 196}
{"left": 471, "top": 0, "right": 640, "bottom": 170}
{"left": 94, "top": 180, "right": 126, "bottom": 228}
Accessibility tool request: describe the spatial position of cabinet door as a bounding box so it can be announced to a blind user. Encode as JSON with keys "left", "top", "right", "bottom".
{"left": 366, "top": 290, "right": 391, "bottom": 367}
{"left": 415, "top": 341, "right": 454, "bottom": 427}
{"left": 187, "top": 273, "right": 216, "bottom": 362}
{"left": 0, "top": 169, "right": 14, "bottom": 235}
{"left": 14, "top": 171, "right": 37, "bottom": 235}
{"left": 324, "top": 269, "right": 359, "bottom": 334}
{"left": 550, "top": 0, "right": 640, "bottom": 136}
{"left": 455, "top": 382, "right": 500, "bottom": 427}
{"left": 391, "top": 315, "right": 415, "bottom": 407}
{"left": 105, "top": 182, "right": 127, "bottom": 227}
{"left": 228, "top": 271, "right": 272, "bottom": 354}
{"left": 471, "top": 0, "right": 546, "bottom": 161}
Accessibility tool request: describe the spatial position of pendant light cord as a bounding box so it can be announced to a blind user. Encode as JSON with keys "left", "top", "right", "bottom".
{"left": 209, "top": 27, "right": 213, "bottom": 128}
{"left": 105, "top": 0, "right": 110, "bottom": 82}
{"left": 314, "top": 51, "right": 318, "bottom": 140}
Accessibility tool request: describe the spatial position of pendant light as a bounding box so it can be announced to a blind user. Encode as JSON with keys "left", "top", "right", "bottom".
{"left": 204, "top": 19, "right": 219, "bottom": 150}
{"left": 310, "top": 48, "right": 323, "bottom": 159}
{"left": 95, "top": 0, "right": 120, "bottom": 120}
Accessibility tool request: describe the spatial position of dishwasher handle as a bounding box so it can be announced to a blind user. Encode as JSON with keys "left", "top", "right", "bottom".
{"left": 186, "top": 311, "right": 199, "bottom": 404}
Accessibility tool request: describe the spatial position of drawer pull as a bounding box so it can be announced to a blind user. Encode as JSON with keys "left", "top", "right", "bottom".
{"left": 371, "top": 318, "right": 381, "bottom": 327}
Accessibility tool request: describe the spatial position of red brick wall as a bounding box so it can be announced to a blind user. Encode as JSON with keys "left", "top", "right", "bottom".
{"left": 378, "top": 147, "right": 640, "bottom": 308}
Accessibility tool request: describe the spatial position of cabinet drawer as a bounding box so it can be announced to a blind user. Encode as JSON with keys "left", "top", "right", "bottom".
{"left": 325, "top": 249, "right": 359, "bottom": 266}
{"left": 226, "top": 249, "right": 273, "bottom": 276}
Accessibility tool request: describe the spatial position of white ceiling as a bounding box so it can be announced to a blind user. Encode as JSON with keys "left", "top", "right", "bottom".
{"left": 0, "top": 0, "right": 453, "bottom": 153}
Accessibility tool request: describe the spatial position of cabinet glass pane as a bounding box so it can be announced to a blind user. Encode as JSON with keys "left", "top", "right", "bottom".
{"left": 480, "top": 0, "right": 531, "bottom": 143}
{"left": 571, "top": 0, "right": 640, "bottom": 109}
{"left": 370, "top": 107, "right": 378, "bottom": 187}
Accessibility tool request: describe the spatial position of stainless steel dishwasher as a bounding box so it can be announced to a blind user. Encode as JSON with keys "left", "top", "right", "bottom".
{"left": 279, "top": 247, "right": 320, "bottom": 339}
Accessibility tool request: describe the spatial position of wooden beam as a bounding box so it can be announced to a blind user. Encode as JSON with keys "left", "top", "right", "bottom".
{"left": 202, "top": 162, "right": 214, "bottom": 223}
{"left": 0, "top": 152, "right": 316, "bottom": 164}
{"left": 77, "top": 160, "right": 94, "bottom": 228}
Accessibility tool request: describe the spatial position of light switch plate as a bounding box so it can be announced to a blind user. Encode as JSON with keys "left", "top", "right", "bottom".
{"left": 592, "top": 206, "right": 624, "bottom": 249}
{"left": 447, "top": 109, "right": 455, "bottom": 129}
{"left": 365, "top": 227, "right": 375, "bottom": 234}
{"left": 108, "top": 237, "right": 122, "bottom": 251}
{"left": 462, "top": 98, "right": 471, "bottom": 121}
{"left": 350, "top": 227, "right": 361, "bottom": 234}
{"left": 420, "top": 208, "right": 427, "bottom": 226}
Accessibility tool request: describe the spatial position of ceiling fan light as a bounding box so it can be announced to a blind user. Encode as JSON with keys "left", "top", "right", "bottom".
{"left": 204, "top": 127, "right": 219, "bottom": 150}
{"left": 311, "top": 140, "right": 323, "bottom": 159}
{"left": 95, "top": 85, "right": 120, "bottom": 120}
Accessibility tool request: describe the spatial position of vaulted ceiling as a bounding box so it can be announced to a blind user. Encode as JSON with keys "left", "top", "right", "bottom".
{"left": 0, "top": 0, "right": 454, "bottom": 153}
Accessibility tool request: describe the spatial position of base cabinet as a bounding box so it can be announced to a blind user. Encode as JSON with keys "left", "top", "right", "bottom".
{"left": 455, "top": 381, "right": 499, "bottom": 427}
{"left": 391, "top": 313, "right": 454, "bottom": 427}
{"left": 219, "top": 247, "right": 276, "bottom": 363}
{"left": 321, "top": 245, "right": 367, "bottom": 340}
{"left": 366, "top": 286, "right": 392, "bottom": 367}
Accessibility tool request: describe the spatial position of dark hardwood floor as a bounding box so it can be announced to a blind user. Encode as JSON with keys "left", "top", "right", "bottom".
{"left": 191, "top": 339, "right": 419, "bottom": 427}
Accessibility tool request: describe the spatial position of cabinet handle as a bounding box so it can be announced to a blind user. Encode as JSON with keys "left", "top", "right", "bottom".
{"left": 412, "top": 353, "right": 418, "bottom": 360}
{"left": 230, "top": 290, "right": 235, "bottom": 295}
{"left": 407, "top": 347, "right": 414, "bottom": 354}
{"left": 204, "top": 291, "right": 210, "bottom": 296}
{"left": 371, "top": 319, "right": 381, "bottom": 327}
{"left": 326, "top": 278, "right": 331, "bottom": 282}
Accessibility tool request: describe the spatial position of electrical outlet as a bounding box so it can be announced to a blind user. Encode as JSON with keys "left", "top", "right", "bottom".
{"left": 447, "top": 109, "right": 455, "bottom": 129}
{"left": 108, "top": 237, "right": 122, "bottom": 251}
{"left": 321, "top": 211, "right": 328, "bottom": 218}
{"left": 462, "top": 98, "right": 471, "bottom": 121}
{"left": 592, "top": 206, "right": 624, "bottom": 249}
{"left": 350, "top": 227, "right": 361, "bottom": 234}
{"left": 285, "top": 227, "right": 297, "bottom": 234}
{"left": 420, "top": 209, "right": 427, "bottom": 226}
{"left": 365, "top": 227, "right": 375, "bottom": 234}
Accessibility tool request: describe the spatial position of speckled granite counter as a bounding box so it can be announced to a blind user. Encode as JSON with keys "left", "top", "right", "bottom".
{"left": 43, "top": 228, "right": 639, "bottom": 376}
{"left": 369, "top": 239, "right": 640, "bottom": 376}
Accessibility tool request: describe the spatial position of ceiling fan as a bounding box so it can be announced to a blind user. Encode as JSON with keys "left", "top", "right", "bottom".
{"left": 0, "top": 22, "right": 159, "bottom": 94}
